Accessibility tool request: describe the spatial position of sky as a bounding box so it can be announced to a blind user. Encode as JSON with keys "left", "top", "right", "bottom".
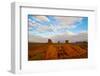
{"left": 28, "top": 15, "right": 88, "bottom": 43}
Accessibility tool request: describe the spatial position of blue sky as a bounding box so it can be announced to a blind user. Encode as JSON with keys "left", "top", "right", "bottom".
{"left": 28, "top": 15, "right": 88, "bottom": 38}
{"left": 67, "top": 17, "right": 88, "bottom": 33}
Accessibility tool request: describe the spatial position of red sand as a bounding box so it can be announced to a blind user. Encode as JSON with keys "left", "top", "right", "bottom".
{"left": 28, "top": 43, "right": 88, "bottom": 60}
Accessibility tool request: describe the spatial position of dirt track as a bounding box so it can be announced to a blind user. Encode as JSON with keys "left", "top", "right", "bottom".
{"left": 28, "top": 43, "right": 88, "bottom": 60}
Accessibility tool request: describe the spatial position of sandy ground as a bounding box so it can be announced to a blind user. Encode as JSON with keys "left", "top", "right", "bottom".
{"left": 28, "top": 43, "right": 88, "bottom": 60}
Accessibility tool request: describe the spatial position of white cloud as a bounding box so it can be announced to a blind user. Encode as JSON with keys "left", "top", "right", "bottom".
{"left": 28, "top": 34, "right": 48, "bottom": 43}
{"left": 28, "top": 16, "right": 87, "bottom": 42}
{"left": 28, "top": 20, "right": 37, "bottom": 27}
{"left": 29, "top": 16, "right": 82, "bottom": 32}
{"left": 36, "top": 16, "right": 82, "bottom": 35}
{"left": 36, "top": 25, "right": 53, "bottom": 32}
{"left": 66, "top": 30, "right": 77, "bottom": 35}
{"left": 51, "top": 31, "right": 88, "bottom": 43}
{"left": 55, "top": 16, "right": 82, "bottom": 26}
{"left": 29, "top": 30, "right": 87, "bottom": 43}
{"left": 29, "top": 32, "right": 88, "bottom": 43}
{"left": 35, "top": 16, "right": 50, "bottom": 22}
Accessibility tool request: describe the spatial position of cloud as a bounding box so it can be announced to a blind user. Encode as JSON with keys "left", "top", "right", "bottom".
{"left": 55, "top": 16, "right": 82, "bottom": 26}
{"left": 35, "top": 16, "right": 50, "bottom": 22}
{"left": 28, "top": 20, "right": 38, "bottom": 27}
{"left": 28, "top": 34, "right": 48, "bottom": 43}
{"left": 51, "top": 31, "right": 87, "bottom": 43}
{"left": 36, "top": 25, "right": 53, "bottom": 32}
{"left": 29, "top": 31, "right": 87, "bottom": 43}
{"left": 28, "top": 15, "right": 87, "bottom": 41}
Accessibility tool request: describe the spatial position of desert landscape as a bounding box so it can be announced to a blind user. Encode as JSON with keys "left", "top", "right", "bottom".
{"left": 28, "top": 39, "right": 88, "bottom": 60}
{"left": 28, "top": 15, "right": 88, "bottom": 61}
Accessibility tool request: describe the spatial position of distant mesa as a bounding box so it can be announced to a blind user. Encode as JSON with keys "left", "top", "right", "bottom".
{"left": 48, "top": 39, "right": 53, "bottom": 43}
{"left": 65, "top": 40, "right": 69, "bottom": 43}
{"left": 47, "top": 39, "right": 87, "bottom": 44}
{"left": 47, "top": 39, "right": 69, "bottom": 44}
{"left": 58, "top": 41, "right": 60, "bottom": 44}
{"left": 74, "top": 41, "right": 88, "bottom": 44}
